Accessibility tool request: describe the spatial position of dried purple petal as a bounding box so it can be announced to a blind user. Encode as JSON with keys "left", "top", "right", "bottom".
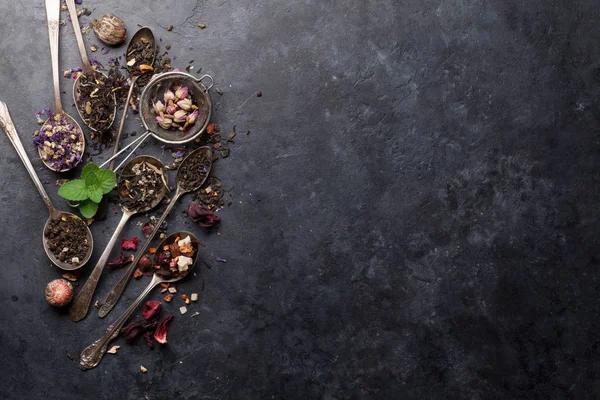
{"left": 187, "top": 202, "right": 220, "bottom": 228}
{"left": 107, "top": 253, "right": 134, "bottom": 270}
{"left": 215, "top": 256, "right": 227, "bottom": 263}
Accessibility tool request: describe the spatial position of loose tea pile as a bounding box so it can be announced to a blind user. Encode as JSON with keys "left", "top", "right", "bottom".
{"left": 126, "top": 37, "right": 154, "bottom": 77}
{"left": 44, "top": 216, "right": 91, "bottom": 266}
{"left": 177, "top": 149, "right": 212, "bottom": 190}
{"left": 194, "top": 176, "right": 227, "bottom": 210}
{"left": 155, "top": 235, "right": 196, "bottom": 279}
{"left": 119, "top": 161, "right": 167, "bottom": 211}
{"left": 76, "top": 72, "right": 116, "bottom": 132}
{"left": 33, "top": 111, "right": 84, "bottom": 171}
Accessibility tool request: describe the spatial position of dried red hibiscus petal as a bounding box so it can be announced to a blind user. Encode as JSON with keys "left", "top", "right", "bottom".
{"left": 143, "top": 300, "right": 161, "bottom": 320}
{"left": 187, "top": 202, "right": 220, "bottom": 228}
{"left": 121, "top": 237, "right": 139, "bottom": 250}
{"left": 143, "top": 331, "right": 155, "bottom": 349}
{"left": 121, "top": 319, "right": 158, "bottom": 343}
{"left": 107, "top": 253, "right": 134, "bottom": 270}
{"left": 142, "top": 225, "right": 154, "bottom": 238}
{"left": 153, "top": 314, "right": 174, "bottom": 344}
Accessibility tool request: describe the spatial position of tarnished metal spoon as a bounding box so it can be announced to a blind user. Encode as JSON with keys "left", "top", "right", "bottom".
{"left": 40, "top": 0, "right": 85, "bottom": 172}
{"left": 65, "top": 0, "right": 117, "bottom": 133}
{"left": 98, "top": 146, "right": 213, "bottom": 318}
{"left": 69, "top": 155, "right": 168, "bottom": 322}
{"left": 108, "top": 27, "right": 155, "bottom": 170}
{"left": 0, "top": 102, "right": 93, "bottom": 271}
{"left": 80, "top": 231, "right": 200, "bottom": 370}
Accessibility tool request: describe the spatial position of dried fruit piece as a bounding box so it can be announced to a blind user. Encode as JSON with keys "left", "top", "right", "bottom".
{"left": 149, "top": 247, "right": 157, "bottom": 254}
{"left": 139, "top": 255, "right": 153, "bottom": 271}
{"left": 179, "top": 306, "right": 188, "bottom": 315}
{"left": 197, "top": 23, "right": 206, "bottom": 29}
{"left": 164, "top": 294, "right": 174, "bottom": 302}
{"left": 62, "top": 272, "right": 79, "bottom": 282}
{"left": 181, "top": 294, "right": 188, "bottom": 301}
{"left": 191, "top": 293, "right": 198, "bottom": 302}
{"left": 45, "top": 279, "right": 74, "bottom": 307}
{"left": 168, "top": 286, "right": 177, "bottom": 294}
{"left": 153, "top": 314, "right": 174, "bottom": 344}
{"left": 140, "top": 365, "right": 147, "bottom": 373}
{"left": 107, "top": 345, "right": 120, "bottom": 354}
{"left": 133, "top": 268, "right": 143, "bottom": 279}
{"left": 185, "top": 298, "right": 191, "bottom": 305}
{"left": 143, "top": 300, "right": 161, "bottom": 320}
{"left": 160, "top": 283, "right": 169, "bottom": 288}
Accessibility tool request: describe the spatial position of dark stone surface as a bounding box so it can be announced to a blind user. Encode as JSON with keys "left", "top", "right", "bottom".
{"left": 1, "top": 0, "right": 599, "bottom": 399}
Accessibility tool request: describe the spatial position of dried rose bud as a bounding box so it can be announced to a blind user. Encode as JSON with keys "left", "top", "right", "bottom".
{"left": 187, "top": 110, "right": 199, "bottom": 125}
{"left": 156, "top": 116, "right": 172, "bottom": 130}
{"left": 173, "top": 109, "right": 188, "bottom": 123}
{"left": 163, "top": 89, "right": 175, "bottom": 102}
{"left": 166, "top": 103, "right": 177, "bottom": 115}
{"left": 152, "top": 100, "right": 165, "bottom": 114}
{"left": 175, "top": 86, "right": 189, "bottom": 100}
{"left": 177, "top": 98, "right": 192, "bottom": 111}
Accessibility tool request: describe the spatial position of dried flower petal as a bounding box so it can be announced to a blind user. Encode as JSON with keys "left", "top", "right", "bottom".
{"left": 173, "top": 109, "right": 188, "bottom": 123}
{"left": 143, "top": 331, "right": 154, "bottom": 349}
{"left": 107, "top": 253, "right": 134, "bottom": 270}
{"left": 175, "top": 86, "right": 189, "bottom": 100}
{"left": 187, "top": 202, "right": 220, "bottom": 228}
{"left": 121, "top": 237, "right": 139, "bottom": 250}
{"left": 164, "top": 293, "right": 174, "bottom": 302}
{"left": 177, "top": 98, "right": 192, "bottom": 111}
{"left": 215, "top": 256, "right": 227, "bottom": 263}
{"left": 140, "top": 365, "right": 147, "bottom": 373}
{"left": 163, "top": 89, "right": 175, "bottom": 102}
{"left": 152, "top": 100, "right": 165, "bottom": 114}
{"left": 122, "top": 319, "right": 158, "bottom": 343}
{"left": 142, "top": 300, "right": 161, "bottom": 320}
{"left": 153, "top": 314, "right": 174, "bottom": 344}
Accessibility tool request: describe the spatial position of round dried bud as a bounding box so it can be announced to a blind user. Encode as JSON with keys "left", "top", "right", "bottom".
{"left": 92, "top": 14, "right": 127, "bottom": 46}
{"left": 45, "top": 279, "right": 74, "bottom": 307}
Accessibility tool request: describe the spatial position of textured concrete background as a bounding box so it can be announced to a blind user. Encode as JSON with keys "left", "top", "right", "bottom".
{"left": 0, "top": 0, "right": 599, "bottom": 399}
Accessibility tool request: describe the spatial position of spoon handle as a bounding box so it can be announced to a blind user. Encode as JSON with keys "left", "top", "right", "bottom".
{"left": 98, "top": 189, "right": 183, "bottom": 318}
{"left": 65, "top": 0, "right": 92, "bottom": 73}
{"left": 108, "top": 76, "right": 138, "bottom": 171}
{"left": 0, "top": 102, "right": 56, "bottom": 215}
{"left": 44, "top": 0, "right": 63, "bottom": 113}
{"left": 70, "top": 211, "right": 132, "bottom": 322}
{"left": 80, "top": 274, "right": 162, "bottom": 370}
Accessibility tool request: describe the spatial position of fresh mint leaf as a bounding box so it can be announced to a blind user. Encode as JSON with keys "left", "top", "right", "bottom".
{"left": 88, "top": 188, "right": 103, "bottom": 203}
{"left": 95, "top": 169, "right": 116, "bottom": 194}
{"left": 79, "top": 199, "right": 99, "bottom": 218}
{"left": 81, "top": 163, "right": 100, "bottom": 180}
{"left": 58, "top": 179, "right": 89, "bottom": 201}
{"left": 85, "top": 170, "right": 100, "bottom": 188}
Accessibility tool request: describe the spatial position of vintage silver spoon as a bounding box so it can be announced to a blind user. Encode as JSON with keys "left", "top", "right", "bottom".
{"left": 65, "top": 0, "right": 117, "bottom": 133}
{"left": 80, "top": 231, "right": 200, "bottom": 370}
{"left": 0, "top": 102, "right": 93, "bottom": 270}
{"left": 69, "top": 155, "right": 168, "bottom": 322}
{"left": 39, "top": 0, "right": 85, "bottom": 172}
{"left": 108, "top": 27, "right": 156, "bottom": 170}
{"left": 98, "top": 146, "right": 212, "bottom": 318}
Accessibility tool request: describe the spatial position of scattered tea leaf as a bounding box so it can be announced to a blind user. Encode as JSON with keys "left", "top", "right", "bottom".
{"left": 257, "top": 91, "right": 262, "bottom": 97}
{"left": 197, "top": 23, "right": 206, "bottom": 29}
{"left": 215, "top": 87, "right": 223, "bottom": 95}
{"left": 167, "top": 25, "right": 173, "bottom": 31}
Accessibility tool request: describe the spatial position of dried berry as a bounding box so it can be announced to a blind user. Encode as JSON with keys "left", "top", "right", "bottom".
{"left": 153, "top": 314, "right": 174, "bottom": 344}
{"left": 139, "top": 255, "right": 153, "bottom": 271}
{"left": 93, "top": 14, "right": 127, "bottom": 46}
{"left": 45, "top": 279, "right": 74, "bottom": 307}
{"left": 142, "top": 301, "right": 161, "bottom": 320}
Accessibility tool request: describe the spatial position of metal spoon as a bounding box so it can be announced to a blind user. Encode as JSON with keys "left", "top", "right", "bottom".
{"left": 69, "top": 156, "right": 168, "bottom": 322}
{"left": 40, "top": 0, "right": 85, "bottom": 172}
{"left": 108, "top": 27, "right": 155, "bottom": 171}
{"left": 98, "top": 146, "right": 212, "bottom": 318}
{"left": 65, "top": 0, "right": 117, "bottom": 133}
{"left": 80, "top": 231, "right": 200, "bottom": 370}
{"left": 0, "top": 102, "right": 93, "bottom": 270}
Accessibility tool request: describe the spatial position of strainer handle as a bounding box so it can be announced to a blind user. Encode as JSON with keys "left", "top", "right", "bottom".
{"left": 99, "top": 131, "right": 151, "bottom": 171}
{"left": 197, "top": 74, "right": 214, "bottom": 91}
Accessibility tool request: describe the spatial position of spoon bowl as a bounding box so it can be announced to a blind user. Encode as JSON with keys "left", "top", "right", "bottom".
{"left": 38, "top": 112, "right": 85, "bottom": 172}
{"left": 43, "top": 211, "right": 93, "bottom": 271}
{"left": 153, "top": 231, "right": 201, "bottom": 280}
{"left": 118, "top": 155, "right": 168, "bottom": 213}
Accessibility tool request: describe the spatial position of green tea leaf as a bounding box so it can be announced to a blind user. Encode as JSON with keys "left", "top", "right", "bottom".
{"left": 58, "top": 179, "right": 89, "bottom": 201}
{"left": 81, "top": 163, "right": 100, "bottom": 180}
{"left": 95, "top": 169, "right": 116, "bottom": 194}
{"left": 79, "top": 199, "right": 98, "bottom": 218}
{"left": 88, "top": 188, "right": 103, "bottom": 203}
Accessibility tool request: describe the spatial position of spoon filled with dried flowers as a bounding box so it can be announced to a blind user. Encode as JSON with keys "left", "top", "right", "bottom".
{"left": 69, "top": 156, "right": 168, "bottom": 322}
{"left": 65, "top": 0, "right": 117, "bottom": 133}
{"left": 34, "top": 0, "right": 85, "bottom": 172}
{"left": 108, "top": 27, "right": 155, "bottom": 170}
{"left": 0, "top": 102, "right": 93, "bottom": 270}
{"left": 80, "top": 231, "right": 200, "bottom": 370}
{"left": 98, "top": 146, "right": 212, "bottom": 318}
